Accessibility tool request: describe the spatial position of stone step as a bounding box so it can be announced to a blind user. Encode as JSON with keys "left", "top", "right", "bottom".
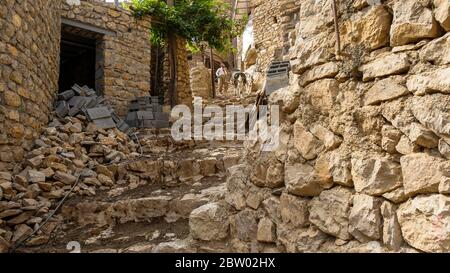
{"left": 19, "top": 177, "right": 230, "bottom": 253}
{"left": 134, "top": 129, "right": 248, "bottom": 155}
{"left": 21, "top": 219, "right": 231, "bottom": 253}
{"left": 61, "top": 179, "right": 227, "bottom": 227}
{"left": 121, "top": 149, "right": 241, "bottom": 185}
{"left": 17, "top": 170, "right": 230, "bottom": 253}
{"left": 18, "top": 179, "right": 229, "bottom": 253}
{"left": 19, "top": 218, "right": 192, "bottom": 253}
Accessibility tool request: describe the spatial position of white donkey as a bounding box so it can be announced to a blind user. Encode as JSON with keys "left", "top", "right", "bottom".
{"left": 232, "top": 70, "right": 251, "bottom": 98}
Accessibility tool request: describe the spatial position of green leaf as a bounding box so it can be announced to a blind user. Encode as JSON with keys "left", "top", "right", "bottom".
{"left": 128, "top": 0, "right": 245, "bottom": 52}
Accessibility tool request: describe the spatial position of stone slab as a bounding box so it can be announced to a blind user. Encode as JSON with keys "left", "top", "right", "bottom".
{"left": 86, "top": 107, "right": 113, "bottom": 120}
{"left": 58, "top": 90, "right": 75, "bottom": 101}
{"left": 55, "top": 101, "right": 69, "bottom": 118}
{"left": 137, "top": 111, "right": 154, "bottom": 120}
{"left": 93, "top": 117, "right": 116, "bottom": 129}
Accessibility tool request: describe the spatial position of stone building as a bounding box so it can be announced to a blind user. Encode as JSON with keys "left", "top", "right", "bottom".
{"left": 234, "top": 0, "right": 298, "bottom": 72}
{"left": 3, "top": 0, "right": 450, "bottom": 254}
{"left": 0, "top": 0, "right": 191, "bottom": 169}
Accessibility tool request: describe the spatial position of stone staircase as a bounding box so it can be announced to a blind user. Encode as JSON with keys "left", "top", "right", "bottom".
{"left": 16, "top": 94, "right": 257, "bottom": 253}
{"left": 17, "top": 138, "right": 243, "bottom": 253}
{"left": 204, "top": 94, "right": 257, "bottom": 108}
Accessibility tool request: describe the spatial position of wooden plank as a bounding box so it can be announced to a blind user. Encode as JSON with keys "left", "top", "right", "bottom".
{"left": 61, "top": 18, "right": 116, "bottom": 36}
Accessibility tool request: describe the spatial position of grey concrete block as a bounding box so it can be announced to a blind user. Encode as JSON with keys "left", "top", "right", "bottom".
{"left": 142, "top": 120, "right": 156, "bottom": 128}
{"left": 68, "top": 96, "right": 85, "bottom": 107}
{"left": 71, "top": 84, "right": 84, "bottom": 95}
{"left": 264, "top": 60, "right": 290, "bottom": 96}
{"left": 95, "top": 97, "right": 106, "bottom": 105}
{"left": 126, "top": 112, "right": 137, "bottom": 121}
{"left": 267, "top": 61, "right": 290, "bottom": 77}
{"left": 116, "top": 120, "right": 130, "bottom": 132}
{"left": 93, "top": 117, "right": 116, "bottom": 129}
{"left": 124, "top": 95, "right": 168, "bottom": 129}
{"left": 154, "top": 112, "right": 169, "bottom": 121}
{"left": 68, "top": 106, "right": 81, "bottom": 117}
{"left": 154, "top": 120, "right": 170, "bottom": 128}
{"left": 111, "top": 112, "right": 121, "bottom": 123}
{"left": 86, "top": 107, "right": 112, "bottom": 120}
{"left": 58, "top": 90, "right": 75, "bottom": 101}
{"left": 265, "top": 74, "right": 289, "bottom": 95}
{"left": 137, "top": 111, "right": 154, "bottom": 120}
{"left": 55, "top": 101, "right": 69, "bottom": 118}
{"left": 85, "top": 97, "right": 98, "bottom": 108}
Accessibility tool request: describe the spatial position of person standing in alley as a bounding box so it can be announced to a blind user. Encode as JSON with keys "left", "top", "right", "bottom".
{"left": 216, "top": 63, "right": 230, "bottom": 96}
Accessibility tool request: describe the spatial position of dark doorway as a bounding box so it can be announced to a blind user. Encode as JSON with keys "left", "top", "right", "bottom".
{"left": 58, "top": 27, "right": 99, "bottom": 93}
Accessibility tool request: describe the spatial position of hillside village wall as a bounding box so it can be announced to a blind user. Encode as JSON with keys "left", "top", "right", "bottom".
{"left": 61, "top": 0, "right": 152, "bottom": 116}
{"left": 0, "top": 0, "right": 62, "bottom": 170}
{"left": 0, "top": 0, "right": 192, "bottom": 169}
{"left": 219, "top": 0, "right": 450, "bottom": 253}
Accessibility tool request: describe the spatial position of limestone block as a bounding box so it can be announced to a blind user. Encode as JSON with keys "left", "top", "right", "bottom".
{"left": 351, "top": 155, "right": 403, "bottom": 196}
{"left": 397, "top": 194, "right": 450, "bottom": 252}
{"left": 349, "top": 194, "right": 383, "bottom": 243}
{"left": 434, "top": 0, "right": 450, "bottom": 31}
{"left": 400, "top": 153, "right": 447, "bottom": 196}
{"left": 189, "top": 202, "right": 229, "bottom": 241}
{"left": 341, "top": 5, "right": 392, "bottom": 50}
{"left": 390, "top": 0, "right": 440, "bottom": 46}
{"left": 359, "top": 53, "right": 410, "bottom": 82}
{"left": 309, "top": 186, "right": 353, "bottom": 240}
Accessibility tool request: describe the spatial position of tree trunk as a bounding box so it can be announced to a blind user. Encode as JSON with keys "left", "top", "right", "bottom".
{"left": 168, "top": 33, "right": 178, "bottom": 107}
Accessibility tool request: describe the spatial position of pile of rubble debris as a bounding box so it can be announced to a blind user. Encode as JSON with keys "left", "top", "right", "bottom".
{"left": 55, "top": 84, "right": 171, "bottom": 131}
{"left": 125, "top": 96, "right": 170, "bottom": 129}
{"left": 0, "top": 89, "right": 145, "bottom": 252}
{"left": 55, "top": 84, "right": 130, "bottom": 133}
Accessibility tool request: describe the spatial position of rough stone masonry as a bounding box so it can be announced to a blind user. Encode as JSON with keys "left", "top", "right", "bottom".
{"left": 0, "top": 0, "right": 192, "bottom": 170}
{"left": 2, "top": 0, "right": 450, "bottom": 254}
{"left": 203, "top": 0, "right": 450, "bottom": 253}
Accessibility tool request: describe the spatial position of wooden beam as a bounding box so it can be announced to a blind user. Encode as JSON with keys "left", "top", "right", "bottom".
{"left": 210, "top": 47, "right": 216, "bottom": 98}
{"left": 331, "top": 0, "right": 341, "bottom": 58}
{"left": 62, "top": 18, "right": 116, "bottom": 36}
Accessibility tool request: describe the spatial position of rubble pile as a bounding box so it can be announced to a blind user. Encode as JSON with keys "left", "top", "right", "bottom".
{"left": 0, "top": 87, "right": 252, "bottom": 253}
{"left": 0, "top": 97, "right": 143, "bottom": 252}
{"left": 55, "top": 84, "right": 130, "bottom": 132}
{"left": 125, "top": 96, "right": 170, "bottom": 129}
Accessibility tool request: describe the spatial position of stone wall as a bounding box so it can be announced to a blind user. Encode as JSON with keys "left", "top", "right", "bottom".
{"left": 175, "top": 38, "right": 193, "bottom": 107}
{"left": 251, "top": 0, "right": 284, "bottom": 72}
{"left": 61, "top": 0, "right": 152, "bottom": 117}
{"left": 162, "top": 37, "right": 193, "bottom": 108}
{"left": 250, "top": 0, "right": 299, "bottom": 72}
{"left": 223, "top": 0, "right": 450, "bottom": 253}
{"left": 0, "top": 0, "right": 61, "bottom": 171}
{"left": 0, "top": 0, "right": 195, "bottom": 168}
{"left": 190, "top": 62, "right": 212, "bottom": 99}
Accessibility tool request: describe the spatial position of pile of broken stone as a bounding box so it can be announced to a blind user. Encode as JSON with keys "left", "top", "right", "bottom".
{"left": 55, "top": 84, "right": 130, "bottom": 132}
{"left": 0, "top": 86, "right": 145, "bottom": 252}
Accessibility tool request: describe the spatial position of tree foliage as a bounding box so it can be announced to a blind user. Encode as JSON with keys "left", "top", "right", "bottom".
{"left": 127, "top": 0, "right": 246, "bottom": 52}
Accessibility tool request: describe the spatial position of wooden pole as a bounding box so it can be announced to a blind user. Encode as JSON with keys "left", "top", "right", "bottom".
{"left": 332, "top": 0, "right": 341, "bottom": 59}
{"left": 210, "top": 47, "right": 216, "bottom": 98}
{"left": 167, "top": 0, "right": 178, "bottom": 107}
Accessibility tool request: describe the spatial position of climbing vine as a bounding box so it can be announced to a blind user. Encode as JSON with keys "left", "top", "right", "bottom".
{"left": 127, "top": 0, "right": 246, "bottom": 52}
